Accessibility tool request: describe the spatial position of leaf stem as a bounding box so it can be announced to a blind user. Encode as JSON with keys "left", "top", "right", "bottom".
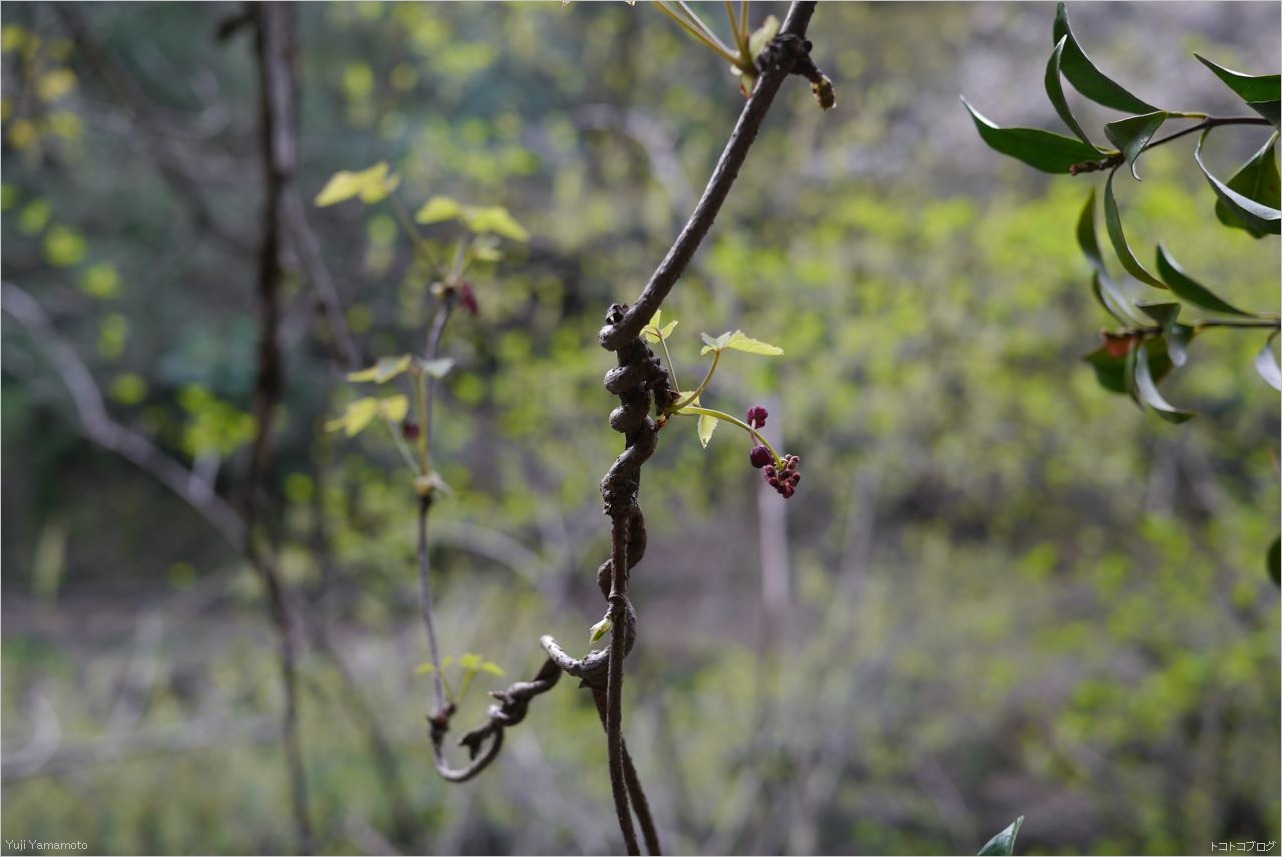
{"left": 657, "top": 335, "right": 682, "bottom": 393}
{"left": 671, "top": 349, "right": 720, "bottom": 410}
{"left": 676, "top": 404, "right": 781, "bottom": 464}
{"left": 383, "top": 416, "right": 421, "bottom": 474}
{"left": 390, "top": 194, "right": 444, "bottom": 274}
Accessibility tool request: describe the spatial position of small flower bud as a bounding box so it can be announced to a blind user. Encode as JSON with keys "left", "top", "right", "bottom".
{"left": 749, "top": 445, "right": 772, "bottom": 469}
{"left": 458, "top": 281, "right": 479, "bottom": 316}
{"left": 402, "top": 420, "right": 421, "bottom": 441}
{"left": 745, "top": 406, "right": 768, "bottom": 429}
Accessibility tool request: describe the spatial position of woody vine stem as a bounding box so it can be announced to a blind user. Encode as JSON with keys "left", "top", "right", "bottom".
{"left": 420, "top": 2, "right": 826, "bottom": 853}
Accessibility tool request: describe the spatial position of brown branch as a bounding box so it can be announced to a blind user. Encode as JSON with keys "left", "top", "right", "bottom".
{"left": 249, "top": 5, "right": 313, "bottom": 853}
{"left": 597, "top": 1, "right": 819, "bottom": 351}
{"left": 585, "top": 3, "right": 821, "bottom": 852}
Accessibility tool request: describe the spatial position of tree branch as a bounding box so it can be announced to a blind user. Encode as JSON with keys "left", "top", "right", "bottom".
{"left": 249, "top": 5, "right": 313, "bottom": 852}
{"left": 598, "top": 1, "right": 819, "bottom": 351}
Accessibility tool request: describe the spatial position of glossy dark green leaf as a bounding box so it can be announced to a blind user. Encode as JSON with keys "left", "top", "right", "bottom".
{"left": 1078, "top": 190, "right": 1137, "bottom": 323}
{"left": 1255, "top": 331, "right": 1281, "bottom": 392}
{"left": 1053, "top": 3, "right": 1156, "bottom": 114}
{"left": 1136, "top": 302, "right": 1195, "bottom": 367}
{"left": 1214, "top": 134, "right": 1281, "bottom": 237}
{"left": 1195, "top": 54, "right": 1281, "bottom": 124}
{"left": 1246, "top": 100, "right": 1282, "bottom": 127}
{"left": 1045, "top": 37, "right": 1100, "bottom": 148}
{"left": 1195, "top": 132, "right": 1282, "bottom": 237}
{"left": 1153, "top": 244, "right": 1254, "bottom": 316}
{"left": 1090, "top": 273, "right": 1130, "bottom": 325}
{"left": 1104, "top": 112, "right": 1168, "bottom": 180}
{"left": 1084, "top": 337, "right": 1173, "bottom": 395}
{"left": 1268, "top": 536, "right": 1280, "bottom": 586}
{"left": 1103, "top": 170, "right": 1167, "bottom": 288}
{"left": 1134, "top": 341, "right": 1195, "bottom": 422}
{"left": 978, "top": 816, "right": 1024, "bottom": 856}
{"left": 962, "top": 98, "right": 1102, "bottom": 174}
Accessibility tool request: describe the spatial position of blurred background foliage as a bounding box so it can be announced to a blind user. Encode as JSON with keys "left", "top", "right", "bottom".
{"left": 1, "top": 2, "right": 1278, "bottom": 855}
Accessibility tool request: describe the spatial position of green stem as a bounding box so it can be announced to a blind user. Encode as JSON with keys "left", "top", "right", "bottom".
{"left": 671, "top": 350, "right": 720, "bottom": 411}
{"left": 383, "top": 416, "right": 421, "bottom": 474}
{"left": 390, "top": 194, "right": 443, "bottom": 274}
{"left": 413, "top": 374, "right": 429, "bottom": 476}
{"left": 676, "top": 404, "right": 781, "bottom": 464}
{"left": 653, "top": 1, "right": 739, "bottom": 65}
{"left": 657, "top": 335, "right": 682, "bottom": 393}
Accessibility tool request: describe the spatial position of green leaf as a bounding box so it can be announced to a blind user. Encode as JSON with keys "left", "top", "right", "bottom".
{"left": 1255, "top": 331, "right": 1281, "bottom": 392}
{"left": 1085, "top": 337, "right": 1173, "bottom": 395}
{"left": 461, "top": 205, "right": 529, "bottom": 242}
{"left": 1133, "top": 341, "right": 1195, "bottom": 423}
{"left": 1268, "top": 536, "right": 1280, "bottom": 586}
{"left": 1103, "top": 170, "right": 1167, "bottom": 289}
{"left": 377, "top": 394, "right": 409, "bottom": 423}
{"left": 414, "top": 195, "right": 463, "bottom": 224}
{"left": 1045, "top": 37, "right": 1099, "bottom": 149}
{"left": 748, "top": 15, "right": 779, "bottom": 60}
{"left": 1138, "top": 303, "right": 1196, "bottom": 368}
{"left": 724, "top": 331, "right": 784, "bottom": 356}
{"left": 1194, "top": 54, "right": 1281, "bottom": 124}
{"left": 1053, "top": 3, "right": 1157, "bottom": 113}
{"left": 479, "top": 660, "right": 505, "bottom": 677}
{"left": 417, "top": 357, "right": 455, "bottom": 379}
{"left": 326, "top": 397, "right": 381, "bottom": 437}
{"left": 471, "top": 235, "right": 503, "bottom": 262}
{"left": 961, "top": 97, "right": 1103, "bottom": 174}
{"left": 699, "top": 331, "right": 734, "bottom": 355}
{"left": 1104, "top": 112, "right": 1169, "bottom": 180}
{"left": 348, "top": 354, "right": 412, "bottom": 383}
{"left": 978, "top": 816, "right": 1024, "bottom": 856}
{"left": 315, "top": 162, "right": 401, "bottom": 207}
{"left": 1194, "top": 131, "right": 1281, "bottom": 237}
{"left": 1214, "top": 134, "right": 1281, "bottom": 237}
{"left": 697, "top": 412, "right": 718, "bottom": 447}
{"left": 1154, "top": 244, "right": 1254, "bottom": 316}
{"left": 414, "top": 662, "right": 436, "bottom": 675}
{"left": 589, "top": 616, "right": 612, "bottom": 645}
{"left": 1077, "top": 189, "right": 1136, "bottom": 323}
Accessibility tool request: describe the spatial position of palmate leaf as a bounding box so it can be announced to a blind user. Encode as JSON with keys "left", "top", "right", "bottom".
{"left": 348, "top": 354, "right": 412, "bottom": 383}
{"left": 699, "top": 330, "right": 784, "bottom": 356}
{"left": 1052, "top": 3, "right": 1157, "bottom": 114}
{"left": 1194, "top": 131, "right": 1282, "bottom": 237}
{"left": 962, "top": 98, "right": 1102, "bottom": 174}
{"left": 315, "top": 161, "right": 401, "bottom": 207}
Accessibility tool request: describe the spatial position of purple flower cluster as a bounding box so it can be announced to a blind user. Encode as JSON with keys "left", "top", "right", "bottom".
{"left": 764, "top": 454, "right": 801, "bottom": 499}
{"left": 745, "top": 405, "right": 768, "bottom": 429}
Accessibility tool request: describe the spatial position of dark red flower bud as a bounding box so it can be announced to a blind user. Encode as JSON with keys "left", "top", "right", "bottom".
{"left": 457, "top": 281, "right": 479, "bottom": 316}
{"left": 402, "top": 420, "right": 421, "bottom": 441}
{"left": 745, "top": 405, "right": 768, "bottom": 429}
{"left": 749, "top": 445, "right": 772, "bottom": 469}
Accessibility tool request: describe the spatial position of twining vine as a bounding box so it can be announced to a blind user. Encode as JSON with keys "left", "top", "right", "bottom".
{"left": 318, "top": 2, "right": 832, "bottom": 853}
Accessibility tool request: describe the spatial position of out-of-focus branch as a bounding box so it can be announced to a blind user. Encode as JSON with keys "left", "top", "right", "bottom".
{"left": 1, "top": 282, "right": 246, "bottom": 550}
{"left": 249, "top": 4, "right": 314, "bottom": 853}
{"left": 574, "top": 104, "right": 696, "bottom": 216}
